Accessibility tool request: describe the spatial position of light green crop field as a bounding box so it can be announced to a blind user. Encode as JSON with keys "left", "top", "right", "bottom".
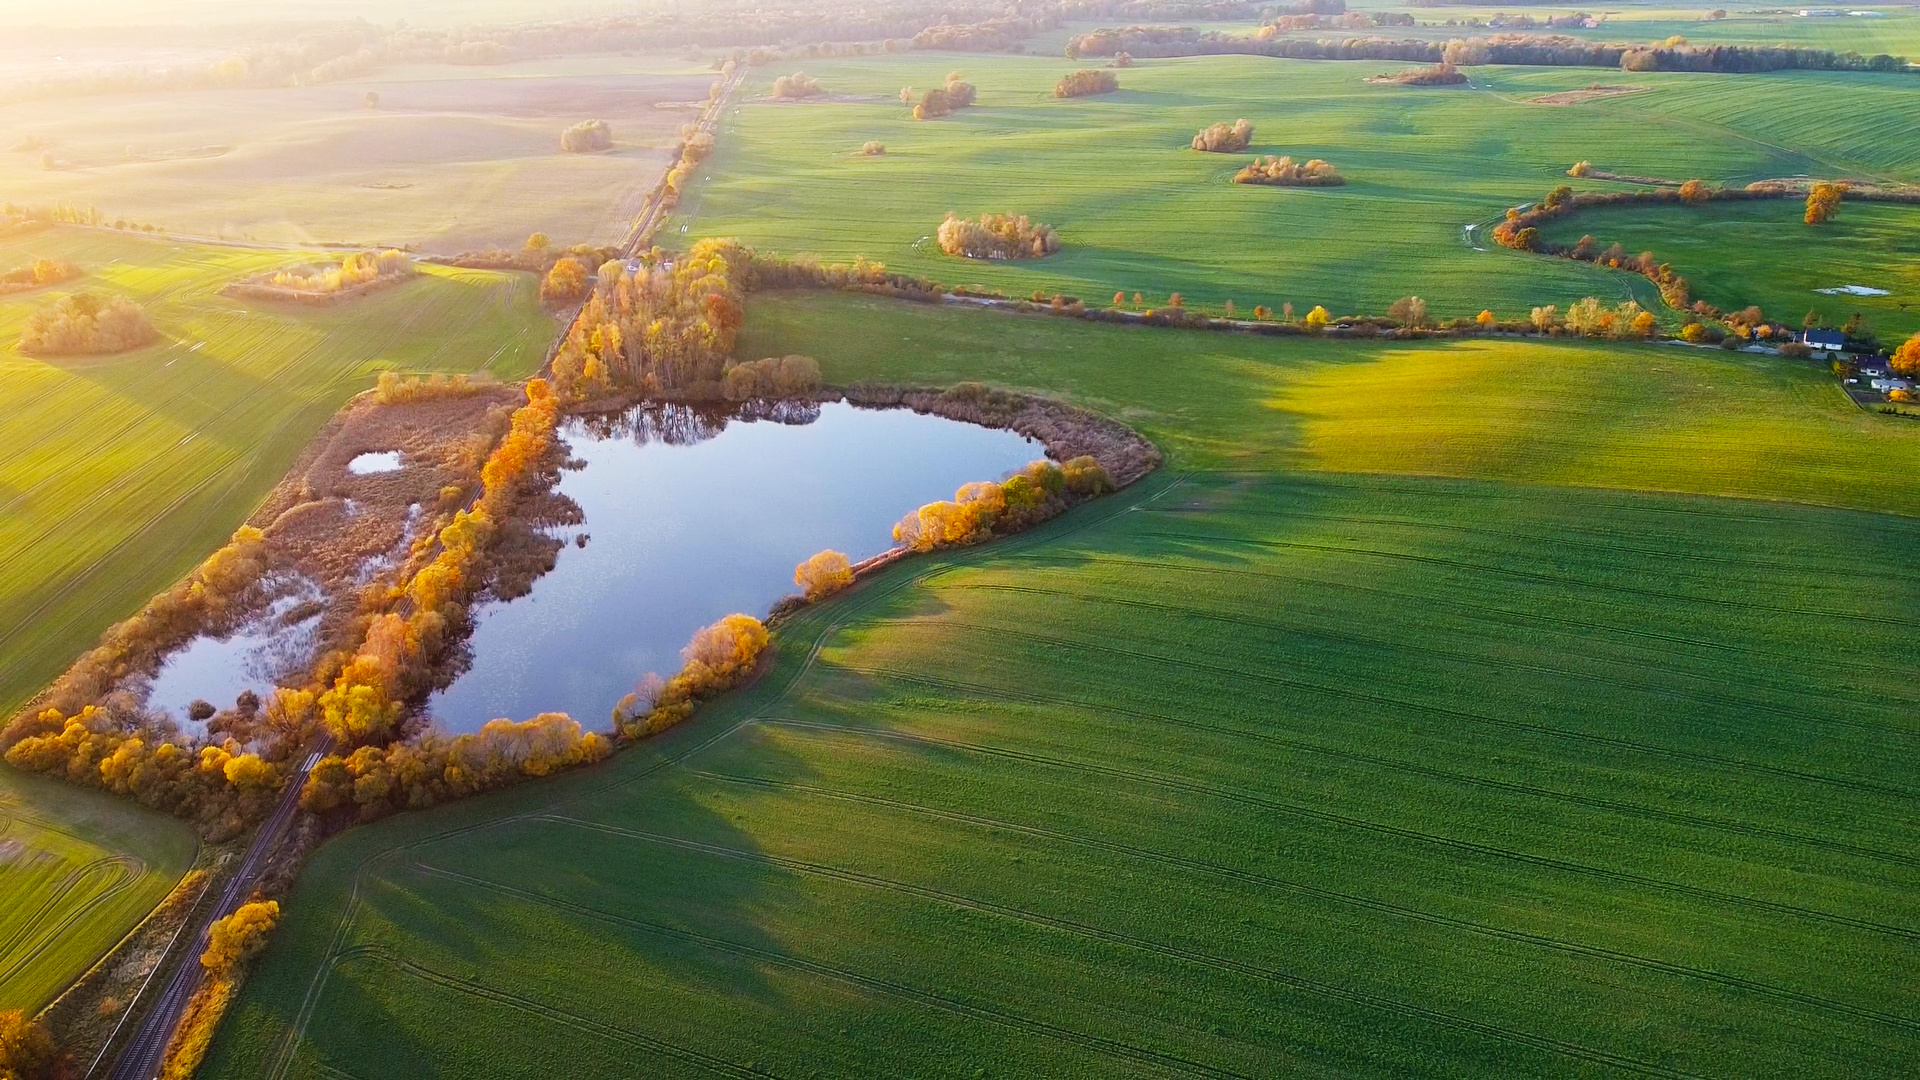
{"left": 1335, "top": 2, "right": 1920, "bottom": 57}
{"left": 667, "top": 52, "right": 1920, "bottom": 321}
{"left": 1541, "top": 198, "right": 1920, "bottom": 339}
{"left": 0, "top": 765, "right": 197, "bottom": 1011}
{"left": 206, "top": 294, "right": 1920, "bottom": 1079}
{"left": 0, "top": 226, "right": 551, "bottom": 720}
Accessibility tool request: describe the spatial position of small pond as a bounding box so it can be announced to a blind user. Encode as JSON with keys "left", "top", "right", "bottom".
{"left": 427, "top": 400, "right": 1042, "bottom": 733}
{"left": 346, "top": 450, "right": 403, "bottom": 475}
{"left": 145, "top": 583, "right": 322, "bottom": 731}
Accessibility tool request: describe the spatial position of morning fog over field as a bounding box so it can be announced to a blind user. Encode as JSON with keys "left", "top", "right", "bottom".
{"left": 0, "top": 1, "right": 1915, "bottom": 1078}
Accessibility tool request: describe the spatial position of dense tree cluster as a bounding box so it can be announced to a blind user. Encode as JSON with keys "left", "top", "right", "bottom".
{"left": 937, "top": 213, "right": 1062, "bottom": 260}
{"left": 1062, "top": 25, "right": 1907, "bottom": 72}
{"left": 794, "top": 550, "right": 854, "bottom": 601}
{"left": 301, "top": 712, "right": 610, "bottom": 822}
{"left": 722, "top": 354, "right": 821, "bottom": 400}
{"left": 18, "top": 291, "right": 157, "bottom": 354}
{"left": 894, "top": 458, "right": 1113, "bottom": 552}
{"left": 911, "top": 17, "right": 1055, "bottom": 52}
{"left": 559, "top": 119, "right": 613, "bottom": 152}
{"left": 1055, "top": 69, "right": 1120, "bottom": 97}
{"left": 1369, "top": 62, "right": 1467, "bottom": 85}
{"left": 909, "top": 72, "right": 978, "bottom": 119}
{"left": 771, "top": 72, "right": 824, "bottom": 98}
{"left": 613, "top": 614, "right": 770, "bottom": 738}
{"left": 550, "top": 238, "right": 749, "bottom": 400}
{"left": 1192, "top": 119, "right": 1253, "bottom": 152}
{"left": 1233, "top": 155, "right": 1344, "bottom": 186}
{"left": 0, "top": 257, "right": 78, "bottom": 294}
{"left": 1805, "top": 181, "right": 1844, "bottom": 225}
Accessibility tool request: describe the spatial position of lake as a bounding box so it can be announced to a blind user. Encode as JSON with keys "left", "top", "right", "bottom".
{"left": 427, "top": 400, "right": 1042, "bottom": 733}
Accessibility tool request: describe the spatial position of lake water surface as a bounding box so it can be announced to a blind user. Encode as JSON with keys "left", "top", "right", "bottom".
{"left": 427, "top": 401, "right": 1041, "bottom": 733}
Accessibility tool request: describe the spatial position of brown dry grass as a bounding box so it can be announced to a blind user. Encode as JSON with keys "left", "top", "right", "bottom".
{"left": 1529, "top": 84, "right": 1650, "bottom": 106}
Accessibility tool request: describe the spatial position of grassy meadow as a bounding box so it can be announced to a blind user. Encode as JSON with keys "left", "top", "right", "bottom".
{"left": 0, "top": 56, "right": 715, "bottom": 251}
{"left": 0, "top": 227, "right": 551, "bottom": 720}
{"left": 0, "top": 766, "right": 196, "bottom": 1011}
{"left": 1541, "top": 199, "right": 1920, "bottom": 339}
{"left": 667, "top": 52, "right": 1920, "bottom": 320}
{"left": 205, "top": 293, "right": 1920, "bottom": 1079}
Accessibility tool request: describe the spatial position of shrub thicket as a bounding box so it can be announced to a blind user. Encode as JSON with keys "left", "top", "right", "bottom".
{"left": 794, "top": 550, "right": 854, "bottom": 601}
{"left": 1055, "top": 69, "right": 1118, "bottom": 97}
{"left": 559, "top": 119, "right": 613, "bottom": 152}
{"left": 0, "top": 257, "right": 79, "bottom": 294}
{"left": 936, "top": 213, "right": 1061, "bottom": 259}
{"left": 771, "top": 72, "right": 823, "bottom": 98}
{"left": 1233, "top": 155, "right": 1343, "bottom": 186}
{"left": 18, "top": 291, "right": 157, "bottom": 354}
{"left": 1192, "top": 119, "right": 1253, "bottom": 152}
{"left": 911, "top": 72, "right": 978, "bottom": 119}
{"left": 894, "top": 457, "right": 1113, "bottom": 552}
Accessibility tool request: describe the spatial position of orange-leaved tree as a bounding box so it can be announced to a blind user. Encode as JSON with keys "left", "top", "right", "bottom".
{"left": 794, "top": 549, "right": 853, "bottom": 600}
{"left": 1891, "top": 332, "right": 1920, "bottom": 377}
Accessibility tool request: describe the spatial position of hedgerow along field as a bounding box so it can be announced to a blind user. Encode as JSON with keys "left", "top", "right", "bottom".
{"left": 0, "top": 227, "right": 551, "bottom": 722}
{"left": 1540, "top": 198, "right": 1920, "bottom": 339}
{"left": 205, "top": 295, "right": 1920, "bottom": 1079}
{"left": 667, "top": 52, "right": 1920, "bottom": 320}
{"left": 0, "top": 765, "right": 196, "bottom": 1012}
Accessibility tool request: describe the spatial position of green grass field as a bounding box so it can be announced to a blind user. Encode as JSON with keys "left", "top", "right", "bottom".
{"left": 205, "top": 294, "right": 1920, "bottom": 1079}
{"left": 0, "top": 226, "right": 551, "bottom": 720}
{"left": 666, "top": 53, "right": 1919, "bottom": 320}
{"left": 1541, "top": 199, "right": 1920, "bottom": 339}
{"left": 0, "top": 765, "right": 197, "bottom": 1012}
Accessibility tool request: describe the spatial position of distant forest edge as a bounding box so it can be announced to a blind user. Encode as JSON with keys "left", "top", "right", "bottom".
{"left": 5, "top": 0, "right": 1908, "bottom": 104}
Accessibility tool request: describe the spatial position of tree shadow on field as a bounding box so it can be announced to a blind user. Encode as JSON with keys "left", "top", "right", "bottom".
{"left": 58, "top": 340, "right": 282, "bottom": 453}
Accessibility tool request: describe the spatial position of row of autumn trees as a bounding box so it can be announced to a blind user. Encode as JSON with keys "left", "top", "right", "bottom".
{"left": 895, "top": 458, "right": 1113, "bottom": 552}
{"left": 1063, "top": 25, "right": 1908, "bottom": 73}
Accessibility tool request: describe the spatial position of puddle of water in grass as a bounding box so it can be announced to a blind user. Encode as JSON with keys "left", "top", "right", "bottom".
{"left": 346, "top": 450, "right": 403, "bottom": 474}
{"left": 144, "top": 581, "right": 322, "bottom": 732}
{"left": 427, "top": 400, "right": 1042, "bottom": 734}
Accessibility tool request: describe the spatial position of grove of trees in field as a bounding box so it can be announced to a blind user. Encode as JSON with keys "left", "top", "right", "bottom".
{"left": 549, "top": 238, "right": 749, "bottom": 400}
{"left": 1233, "top": 155, "right": 1344, "bottom": 186}
{"left": 17, "top": 291, "right": 156, "bottom": 354}
{"left": 1192, "top": 119, "right": 1254, "bottom": 152}
{"left": 1055, "top": 69, "right": 1119, "bottom": 97}
{"left": 256, "top": 250, "right": 412, "bottom": 295}
{"left": 559, "top": 119, "right": 613, "bottom": 152}
{"left": 908, "top": 72, "right": 978, "bottom": 119}
{"left": 0, "top": 257, "right": 79, "bottom": 294}
{"left": 937, "top": 213, "right": 1061, "bottom": 259}
{"left": 771, "top": 72, "right": 824, "bottom": 98}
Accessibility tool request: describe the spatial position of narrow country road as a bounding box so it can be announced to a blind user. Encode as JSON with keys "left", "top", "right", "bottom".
{"left": 102, "top": 746, "right": 326, "bottom": 1080}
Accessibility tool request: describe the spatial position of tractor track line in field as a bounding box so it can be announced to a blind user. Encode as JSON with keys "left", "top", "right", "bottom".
{"left": 893, "top": 620, "right": 1920, "bottom": 869}
{"left": 996, "top": 552, "right": 1920, "bottom": 739}
{"left": 333, "top": 944, "right": 781, "bottom": 1080}
{"left": 1129, "top": 529, "right": 1920, "bottom": 630}
{"left": 750, "top": 717, "right": 1917, "bottom": 944}
{"left": 687, "top": 768, "right": 1917, "bottom": 1031}
{"left": 540, "top": 815, "right": 1709, "bottom": 1080}
{"left": 920, "top": 580, "right": 1919, "bottom": 800}
{"left": 0, "top": 855, "right": 143, "bottom": 990}
{"left": 409, "top": 861, "right": 1253, "bottom": 1079}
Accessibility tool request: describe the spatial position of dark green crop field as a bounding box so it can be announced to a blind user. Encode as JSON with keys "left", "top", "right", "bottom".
{"left": 206, "top": 294, "right": 1920, "bottom": 1080}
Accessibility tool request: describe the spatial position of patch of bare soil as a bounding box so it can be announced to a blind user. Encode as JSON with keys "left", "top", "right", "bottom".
{"left": 1530, "top": 84, "right": 1648, "bottom": 105}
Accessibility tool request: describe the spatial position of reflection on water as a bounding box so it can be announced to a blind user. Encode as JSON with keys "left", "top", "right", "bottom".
{"left": 428, "top": 401, "right": 1041, "bottom": 734}
{"left": 144, "top": 580, "right": 322, "bottom": 732}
